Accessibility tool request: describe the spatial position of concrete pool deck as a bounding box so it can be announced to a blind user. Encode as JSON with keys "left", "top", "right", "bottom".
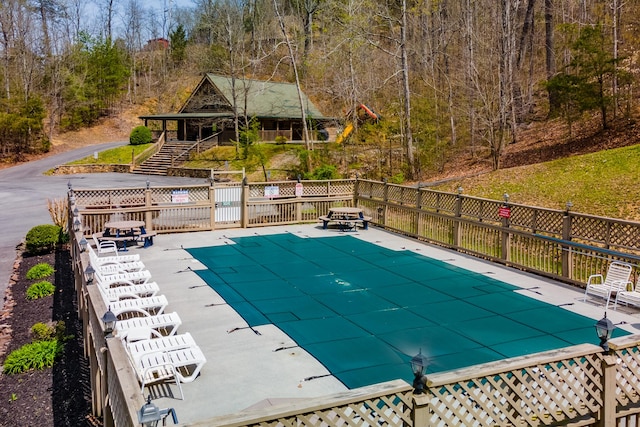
{"left": 118, "top": 224, "right": 640, "bottom": 424}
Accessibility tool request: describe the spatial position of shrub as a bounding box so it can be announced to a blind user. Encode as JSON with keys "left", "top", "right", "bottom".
{"left": 25, "top": 224, "right": 61, "bottom": 254}
{"left": 31, "top": 322, "right": 56, "bottom": 341}
{"left": 26, "top": 262, "right": 54, "bottom": 280}
{"left": 309, "top": 164, "right": 339, "bottom": 180}
{"left": 129, "top": 126, "right": 153, "bottom": 145}
{"left": 2, "top": 340, "right": 63, "bottom": 374}
{"left": 26, "top": 281, "right": 55, "bottom": 300}
{"left": 275, "top": 135, "right": 288, "bottom": 145}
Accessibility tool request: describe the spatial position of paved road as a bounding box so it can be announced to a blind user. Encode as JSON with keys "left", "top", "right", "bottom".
{"left": 0, "top": 142, "right": 203, "bottom": 307}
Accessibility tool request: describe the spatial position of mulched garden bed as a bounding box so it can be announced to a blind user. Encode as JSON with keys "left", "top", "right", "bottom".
{"left": 0, "top": 246, "right": 93, "bottom": 427}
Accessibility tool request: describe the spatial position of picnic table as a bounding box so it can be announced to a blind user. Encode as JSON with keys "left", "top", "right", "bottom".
{"left": 102, "top": 220, "right": 156, "bottom": 250}
{"left": 318, "top": 207, "right": 371, "bottom": 232}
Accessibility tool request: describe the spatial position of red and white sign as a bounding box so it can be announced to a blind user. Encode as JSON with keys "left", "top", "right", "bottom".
{"left": 498, "top": 206, "right": 511, "bottom": 218}
{"left": 295, "top": 183, "right": 304, "bottom": 197}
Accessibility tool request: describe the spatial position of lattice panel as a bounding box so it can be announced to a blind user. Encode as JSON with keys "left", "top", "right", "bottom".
{"left": 460, "top": 198, "right": 503, "bottom": 223}
{"left": 426, "top": 353, "right": 602, "bottom": 426}
{"left": 608, "top": 222, "right": 640, "bottom": 250}
{"left": 528, "top": 209, "right": 564, "bottom": 234}
{"left": 151, "top": 186, "right": 210, "bottom": 204}
{"left": 614, "top": 347, "right": 640, "bottom": 407}
{"left": 386, "top": 184, "right": 418, "bottom": 207}
{"left": 75, "top": 188, "right": 146, "bottom": 208}
{"left": 571, "top": 215, "right": 610, "bottom": 242}
{"left": 369, "top": 181, "right": 387, "bottom": 200}
{"left": 243, "top": 390, "right": 414, "bottom": 427}
{"left": 420, "top": 191, "right": 457, "bottom": 214}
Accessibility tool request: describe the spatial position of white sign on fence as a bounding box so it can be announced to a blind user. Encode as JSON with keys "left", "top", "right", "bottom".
{"left": 172, "top": 190, "right": 189, "bottom": 203}
{"left": 264, "top": 185, "right": 279, "bottom": 198}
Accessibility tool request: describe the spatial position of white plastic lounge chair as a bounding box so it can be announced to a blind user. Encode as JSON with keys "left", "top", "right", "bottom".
{"left": 583, "top": 261, "right": 633, "bottom": 309}
{"left": 614, "top": 276, "right": 640, "bottom": 309}
{"left": 127, "top": 332, "right": 206, "bottom": 385}
{"left": 109, "top": 295, "right": 168, "bottom": 318}
{"left": 98, "top": 281, "right": 160, "bottom": 302}
{"left": 115, "top": 312, "right": 182, "bottom": 337}
{"left": 94, "top": 268, "right": 151, "bottom": 286}
{"left": 126, "top": 332, "right": 198, "bottom": 354}
{"left": 130, "top": 350, "right": 184, "bottom": 399}
{"left": 96, "top": 261, "right": 147, "bottom": 275}
{"left": 92, "top": 233, "right": 119, "bottom": 256}
{"left": 88, "top": 244, "right": 140, "bottom": 263}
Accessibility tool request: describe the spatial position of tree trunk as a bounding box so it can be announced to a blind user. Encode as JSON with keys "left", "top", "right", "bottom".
{"left": 545, "top": 0, "right": 559, "bottom": 114}
{"left": 400, "top": 0, "right": 416, "bottom": 178}
{"left": 273, "top": 0, "right": 312, "bottom": 172}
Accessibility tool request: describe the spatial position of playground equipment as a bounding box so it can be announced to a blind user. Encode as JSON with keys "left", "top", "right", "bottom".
{"left": 336, "top": 103, "right": 380, "bottom": 143}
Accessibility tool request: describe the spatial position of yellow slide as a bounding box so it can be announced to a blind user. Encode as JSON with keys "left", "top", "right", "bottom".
{"left": 336, "top": 122, "right": 354, "bottom": 144}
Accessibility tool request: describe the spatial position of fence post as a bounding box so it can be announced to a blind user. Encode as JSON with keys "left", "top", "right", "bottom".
{"left": 561, "top": 205, "right": 573, "bottom": 280}
{"left": 241, "top": 178, "right": 249, "bottom": 228}
{"left": 598, "top": 354, "right": 618, "bottom": 427}
{"left": 454, "top": 189, "right": 463, "bottom": 248}
{"left": 209, "top": 183, "right": 216, "bottom": 230}
{"left": 412, "top": 393, "right": 430, "bottom": 426}
{"left": 144, "top": 184, "right": 153, "bottom": 230}
{"left": 501, "top": 194, "right": 511, "bottom": 261}
{"left": 382, "top": 181, "right": 389, "bottom": 227}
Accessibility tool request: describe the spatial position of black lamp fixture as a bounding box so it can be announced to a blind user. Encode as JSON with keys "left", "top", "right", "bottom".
{"left": 503, "top": 193, "right": 510, "bottom": 204}
{"left": 84, "top": 264, "right": 95, "bottom": 284}
{"left": 146, "top": 179, "right": 150, "bottom": 190}
{"left": 138, "top": 395, "right": 178, "bottom": 426}
{"left": 410, "top": 349, "right": 429, "bottom": 394}
{"left": 73, "top": 218, "right": 81, "bottom": 232}
{"left": 595, "top": 312, "right": 616, "bottom": 352}
{"left": 457, "top": 186, "right": 463, "bottom": 195}
{"left": 79, "top": 237, "right": 88, "bottom": 253}
{"left": 101, "top": 307, "right": 117, "bottom": 337}
{"left": 73, "top": 207, "right": 79, "bottom": 217}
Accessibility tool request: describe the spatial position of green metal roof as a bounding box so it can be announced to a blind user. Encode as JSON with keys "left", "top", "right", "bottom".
{"left": 139, "top": 112, "right": 234, "bottom": 120}
{"left": 205, "top": 74, "right": 330, "bottom": 120}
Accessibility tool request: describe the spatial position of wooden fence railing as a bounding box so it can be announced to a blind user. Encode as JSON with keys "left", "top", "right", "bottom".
{"left": 68, "top": 179, "right": 640, "bottom": 427}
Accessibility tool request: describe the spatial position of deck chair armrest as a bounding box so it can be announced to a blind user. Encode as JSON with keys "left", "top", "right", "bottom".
{"left": 586, "top": 274, "right": 604, "bottom": 285}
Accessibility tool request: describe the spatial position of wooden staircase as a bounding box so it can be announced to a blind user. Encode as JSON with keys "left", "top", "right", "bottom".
{"left": 132, "top": 141, "right": 196, "bottom": 175}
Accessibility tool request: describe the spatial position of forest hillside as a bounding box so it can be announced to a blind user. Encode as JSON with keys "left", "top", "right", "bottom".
{"left": 1, "top": 0, "right": 639, "bottom": 184}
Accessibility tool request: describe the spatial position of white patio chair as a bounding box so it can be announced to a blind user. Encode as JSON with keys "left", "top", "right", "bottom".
{"left": 583, "top": 261, "right": 633, "bottom": 309}
{"left": 115, "top": 312, "right": 182, "bottom": 337}
{"left": 109, "top": 295, "right": 168, "bottom": 318}
{"left": 614, "top": 276, "right": 640, "bottom": 309}
{"left": 92, "top": 233, "right": 118, "bottom": 256}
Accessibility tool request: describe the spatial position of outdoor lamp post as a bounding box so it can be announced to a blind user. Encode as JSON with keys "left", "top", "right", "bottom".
{"left": 73, "top": 207, "right": 79, "bottom": 217}
{"left": 79, "top": 237, "right": 88, "bottom": 253}
{"left": 410, "top": 350, "right": 429, "bottom": 394}
{"left": 101, "top": 307, "right": 117, "bottom": 338}
{"left": 84, "top": 264, "right": 95, "bottom": 284}
{"left": 595, "top": 313, "right": 616, "bottom": 352}
{"left": 146, "top": 179, "right": 150, "bottom": 190}
{"left": 73, "top": 218, "right": 81, "bottom": 232}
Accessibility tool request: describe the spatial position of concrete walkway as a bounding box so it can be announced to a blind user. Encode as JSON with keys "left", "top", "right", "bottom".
{"left": 0, "top": 142, "right": 203, "bottom": 307}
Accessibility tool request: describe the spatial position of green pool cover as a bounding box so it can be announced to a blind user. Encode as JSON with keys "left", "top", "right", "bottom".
{"left": 187, "top": 234, "right": 627, "bottom": 389}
